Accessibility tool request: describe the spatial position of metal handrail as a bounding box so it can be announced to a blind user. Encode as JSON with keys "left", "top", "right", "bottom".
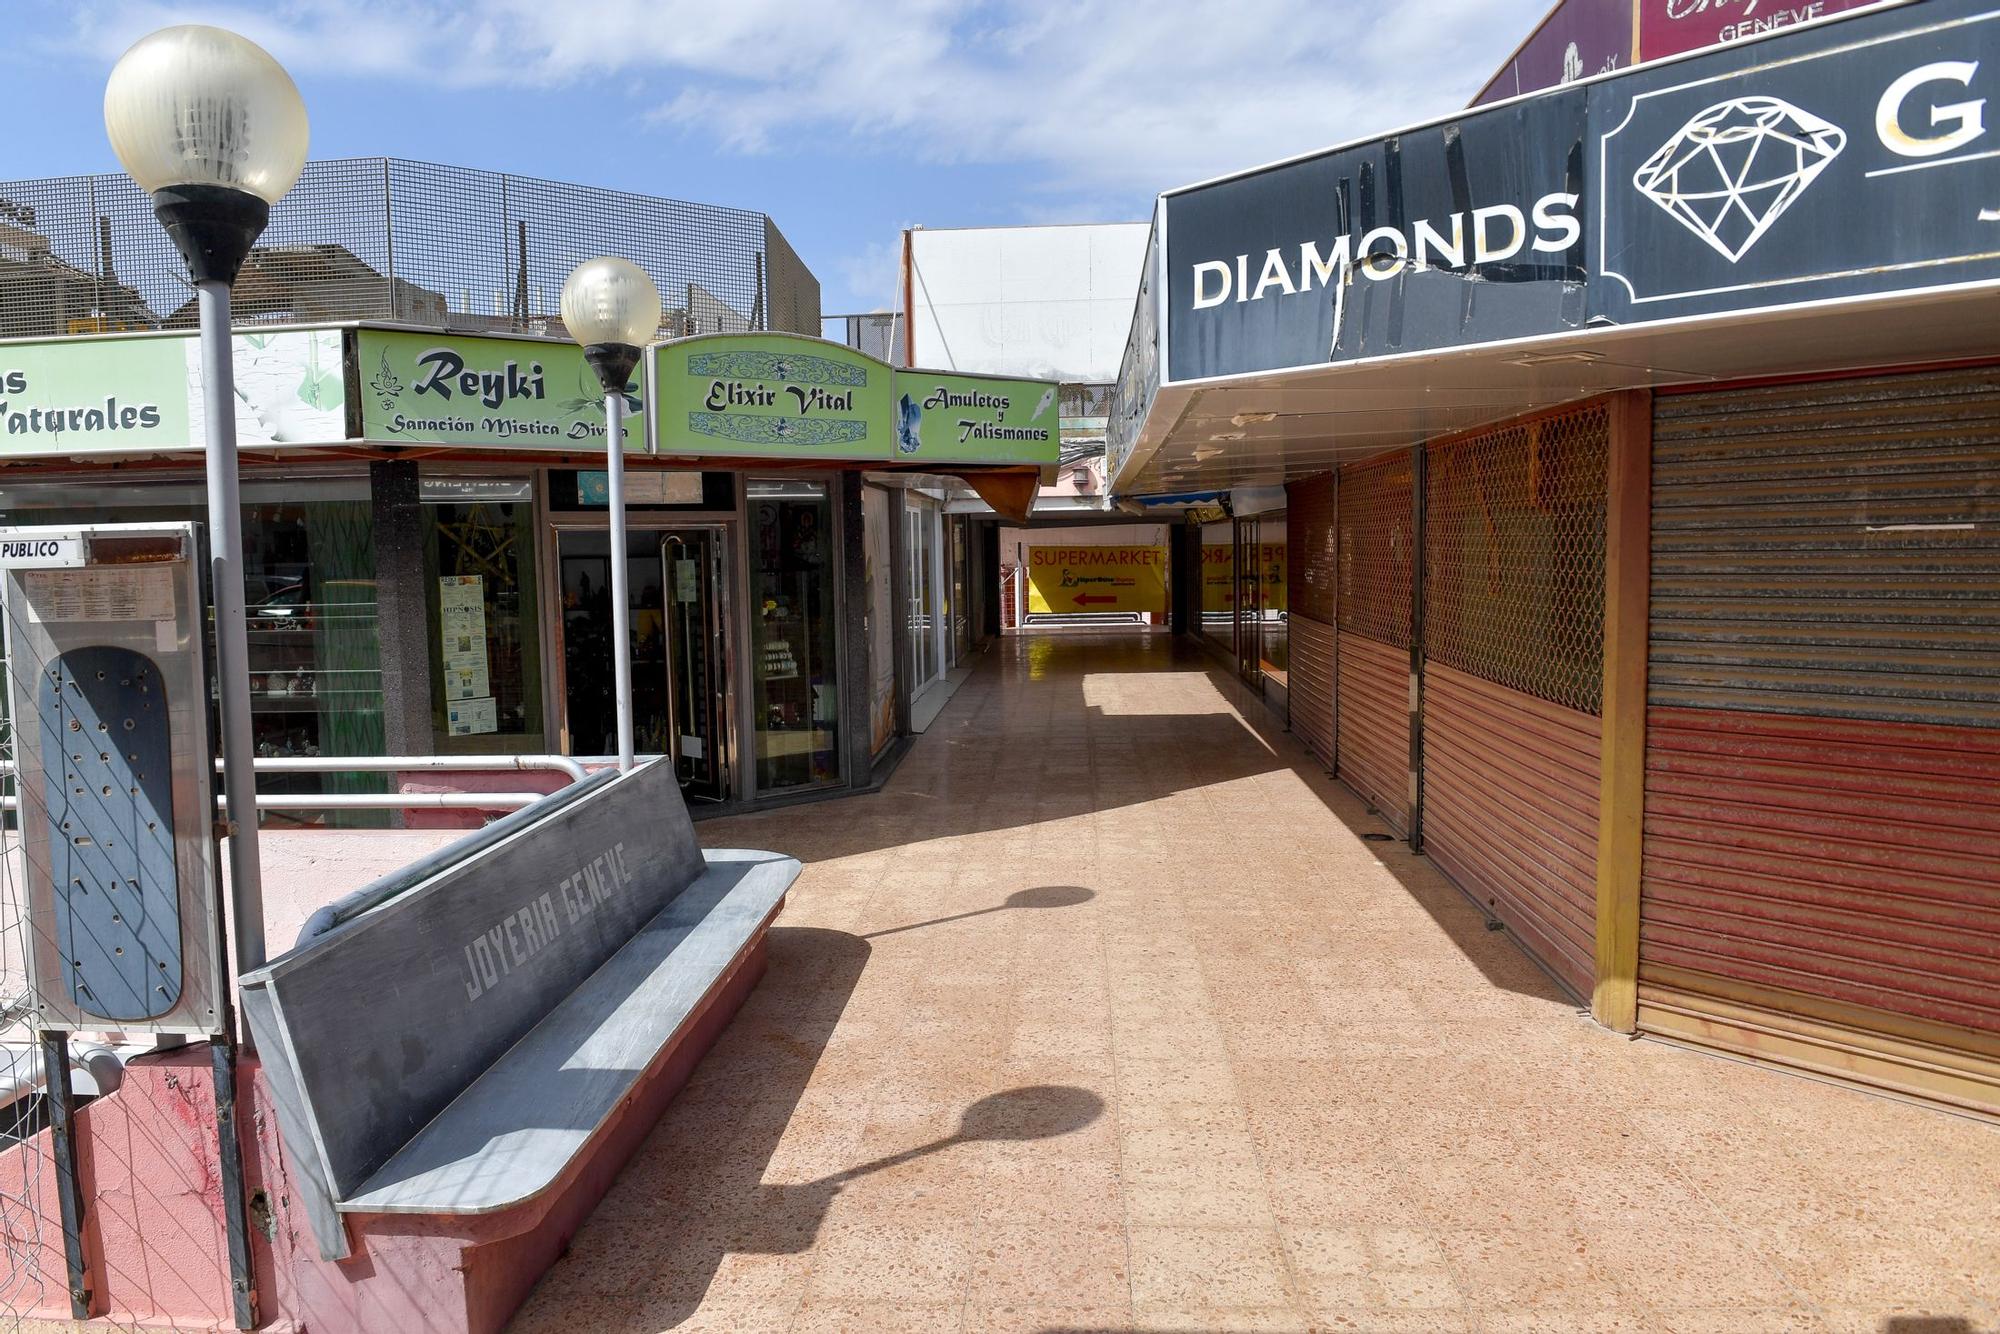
{"left": 228, "top": 754, "right": 591, "bottom": 784}
{"left": 295, "top": 767, "right": 622, "bottom": 944}
{"left": 0, "top": 753, "right": 588, "bottom": 812}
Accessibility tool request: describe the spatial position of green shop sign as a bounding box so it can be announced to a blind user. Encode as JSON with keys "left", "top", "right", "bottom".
{"left": 890, "top": 369, "right": 1058, "bottom": 465}
{"left": 653, "top": 333, "right": 1058, "bottom": 466}
{"left": 0, "top": 329, "right": 343, "bottom": 458}
{"left": 655, "top": 333, "right": 891, "bottom": 459}
{"left": 358, "top": 328, "right": 639, "bottom": 451}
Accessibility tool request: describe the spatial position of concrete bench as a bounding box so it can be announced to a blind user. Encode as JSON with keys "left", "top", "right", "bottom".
{"left": 240, "top": 758, "right": 798, "bottom": 1334}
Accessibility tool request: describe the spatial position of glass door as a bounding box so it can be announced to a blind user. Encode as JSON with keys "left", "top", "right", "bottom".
{"left": 557, "top": 529, "right": 671, "bottom": 758}
{"left": 661, "top": 530, "right": 728, "bottom": 801}
{"left": 1235, "top": 517, "right": 1263, "bottom": 683}
{"left": 907, "top": 497, "right": 943, "bottom": 692}
{"left": 556, "top": 526, "right": 732, "bottom": 801}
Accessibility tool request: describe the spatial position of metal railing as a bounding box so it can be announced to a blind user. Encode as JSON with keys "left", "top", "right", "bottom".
{"left": 0, "top": 158, "right": 820, "bottom": 340}
{"left": 0, "top": 753, "right": 586, "bottom": 813}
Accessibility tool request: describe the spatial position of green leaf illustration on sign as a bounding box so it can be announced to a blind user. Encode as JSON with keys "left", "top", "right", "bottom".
{"left": 687, "top": 412, "right": 871, "bottom": 445}
{"left": 298, "top": 368, "right": 341, "bottom": 409}
{"left": 687, "top": 349, "right": 868, "bottom": 387}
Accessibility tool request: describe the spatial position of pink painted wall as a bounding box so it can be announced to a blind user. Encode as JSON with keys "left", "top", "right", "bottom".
{"left": 397, "top": 769, "right": 571, "bottom": 832}
{"left": 0, "top": 1049, "right": 236, "bottom": 1324}
{"left": 249, "top": 827, "right": 464, "bottom": 949}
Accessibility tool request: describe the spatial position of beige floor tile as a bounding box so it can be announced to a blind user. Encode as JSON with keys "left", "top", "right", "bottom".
{"left": 963, "top": 1304, "right": 1134, "bottom": 1334}
{"left": 803, "top": 1214, "right": 976, "bottom": 1306}
{"left": 1129, "top": 1305, "right": 1314, "bottom": 1332}
{"left": 1439, "top": 1226, "right": 1628, "bottom": 1311}
{"left": 503, "top": 636, "right": 2000, "bottom": 1334}
{"left": 966, "top": 1221, "right": 1132, "bottom": 1310}
{"left": 1127, "top": 1225, "right": 1298, "bottom": 1311}
{"left": 789, "top": 1298, "right": 967, "bottom": 1333}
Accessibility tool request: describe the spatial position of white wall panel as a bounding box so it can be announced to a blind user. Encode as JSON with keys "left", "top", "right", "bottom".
{"left": 908, "top": 224, "right": 1150, "bottom": 383}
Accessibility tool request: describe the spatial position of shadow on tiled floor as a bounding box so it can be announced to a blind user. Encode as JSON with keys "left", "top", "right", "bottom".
{"left": 510, "top": 632, "right": 2000, "bottom": 1334}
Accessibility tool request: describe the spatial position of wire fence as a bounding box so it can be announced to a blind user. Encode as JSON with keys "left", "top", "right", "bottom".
{"left": 0, "top": 158, "right": 820, "bottom": 341}
{"left": 0, "top": 641, "right": 53, "bottom": 1327}
{"left": 1425, "top": 403, "right": 1609, "bottom": 714}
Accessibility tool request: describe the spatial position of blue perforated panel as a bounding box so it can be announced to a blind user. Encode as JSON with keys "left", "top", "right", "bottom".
{"left": 37, "top": 647, "right": 182, "bottom": 1022}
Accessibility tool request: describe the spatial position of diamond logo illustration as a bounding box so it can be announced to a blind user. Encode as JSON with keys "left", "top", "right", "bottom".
{"left": 1632, "top": 95, "right": 1847, "bottom": 263}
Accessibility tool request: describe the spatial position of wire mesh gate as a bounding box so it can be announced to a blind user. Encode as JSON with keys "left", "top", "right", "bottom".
{"left": 1420, "top": 403, "right": 1610, "bottom": 995}
{"left": 1335, "top": 451, "right": 1415, "bottom": 831}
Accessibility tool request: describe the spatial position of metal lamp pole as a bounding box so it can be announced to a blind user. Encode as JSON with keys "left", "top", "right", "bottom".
{"left": 603, "top": 387, "right": 634, "bottom": 771}
{"left": 105, "top": 28, "right": 311, "bottom": 1328}
{"left": 561, "top": 258, "right": 662, "bottom": 773}
{"left": 105, "top": 25, "right": 310, "bottom": 977}
{"left": 196, "top": 275, "right": 265, "bottom": 970}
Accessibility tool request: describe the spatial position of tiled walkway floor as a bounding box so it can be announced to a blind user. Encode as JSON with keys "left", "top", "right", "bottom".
{"left": 511, "top": 633, "right": 2000, "bottom": 1334}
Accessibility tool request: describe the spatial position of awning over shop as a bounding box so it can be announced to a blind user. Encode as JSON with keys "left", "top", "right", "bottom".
{"left": 1108, "top": 0, "right": 2000, "bottom": 495}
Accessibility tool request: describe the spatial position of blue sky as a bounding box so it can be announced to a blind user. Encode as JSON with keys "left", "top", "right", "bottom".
{"left": 17, "top": 0, "right": 1550, "bottom": 315}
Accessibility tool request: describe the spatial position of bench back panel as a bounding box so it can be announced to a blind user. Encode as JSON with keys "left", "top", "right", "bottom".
{"left": 243, "top": 758, "right": 704, "bottom": 1201}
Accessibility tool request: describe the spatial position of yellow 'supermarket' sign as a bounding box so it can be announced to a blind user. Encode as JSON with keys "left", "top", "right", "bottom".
{"left": 1027, "top": 545, "right": 1167, "bottom": 615}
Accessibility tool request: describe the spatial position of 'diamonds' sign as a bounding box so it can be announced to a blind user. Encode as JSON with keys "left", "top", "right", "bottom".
{"left": 1163, "top": 0, "right": 2000, "bottom": 381}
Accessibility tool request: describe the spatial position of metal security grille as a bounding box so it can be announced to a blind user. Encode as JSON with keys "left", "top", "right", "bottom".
{"left": 1287, "top": 473, "right": 1337, "bottom": 624}
{"left": 0, "top": 159, "right": 820, "bottom": 340}
{"left": 1336, "top": 450, "right": 1414, "bottom": 647}
{"left": 1425, "top": 404, "right": 1609, "bottom": 714}
{"left": 1638, "top": 368, "right": 2000, "bottom": 1113}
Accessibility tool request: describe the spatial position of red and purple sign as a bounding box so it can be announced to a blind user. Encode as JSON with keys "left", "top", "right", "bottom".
{"left": 1474, "top": 0, "right": 1632, "bottom": 105}
{"left": 1638, "top": 0, "right": 1887, "bottom": 59}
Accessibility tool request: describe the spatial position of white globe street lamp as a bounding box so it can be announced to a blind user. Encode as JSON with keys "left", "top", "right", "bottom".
{"left": 106, "top": 26, "right": 309, "bottom": 978}
{"left": 561, "top": 258, "right": 661, "bottom": 774}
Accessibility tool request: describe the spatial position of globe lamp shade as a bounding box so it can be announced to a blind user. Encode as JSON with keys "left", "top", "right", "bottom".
{"left": 104, "top": 26, "right": 309, "bottom": 285}
{"left": 562, "top": 257, "right": 662, "bottom": 389}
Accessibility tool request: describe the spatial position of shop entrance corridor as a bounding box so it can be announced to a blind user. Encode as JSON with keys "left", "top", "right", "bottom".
{"left": 510, "top": 633, "right": 1999, "bottom": 1334}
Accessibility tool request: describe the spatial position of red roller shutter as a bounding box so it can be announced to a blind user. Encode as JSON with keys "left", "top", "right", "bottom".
{"left": 1420, "top": 403, "right": 1610, "bottom": 998}
{"left": 1639, "top": 367, "right": 2000, "bottom": 1117}
{"left": 1337, "top": 451, "right": 1413, "bottom": 831}
{"left": 1288, "top": 474, "right": 1337, "bottom": 769}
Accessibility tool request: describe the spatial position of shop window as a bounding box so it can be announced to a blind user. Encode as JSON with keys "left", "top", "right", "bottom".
{"left": 1256, "top": 515, "right": 1289, "bottom": 682}
{"left": 421, "top": 475, "right": 545, "bottom": 752}
{"left": 0, "top": 474, "right": 387, "bottom": 826}
{"left": 749, "top": 479, "right": 840, "bottom": 790}
{"left": 1200, "top": 520, "right": 1235, "bottom": 648}
{"left": 951, "top": 516, "right": 972, "bottom": 665}
{"left": 863, "top": 485, "right": 896, "bottom": 756}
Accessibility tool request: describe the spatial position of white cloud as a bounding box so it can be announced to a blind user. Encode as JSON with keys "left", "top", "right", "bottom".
{"left": 64, "top": 0, "right": 1551, "bottom": 196}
